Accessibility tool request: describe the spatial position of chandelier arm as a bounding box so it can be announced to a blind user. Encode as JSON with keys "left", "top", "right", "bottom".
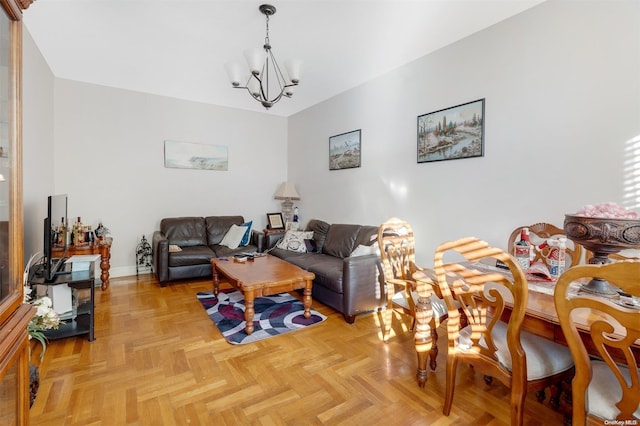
{"left": 228, "top": 4, "right": 298, "bottom": 110}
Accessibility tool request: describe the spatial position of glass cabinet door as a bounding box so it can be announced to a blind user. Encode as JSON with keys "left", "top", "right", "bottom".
{"left": 0, "top": 0, "right": 22, "bottom": 323}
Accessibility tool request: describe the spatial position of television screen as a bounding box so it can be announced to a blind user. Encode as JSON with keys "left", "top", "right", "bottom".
{"left": 44, "top": 194, "right": 68, "bottom": 281}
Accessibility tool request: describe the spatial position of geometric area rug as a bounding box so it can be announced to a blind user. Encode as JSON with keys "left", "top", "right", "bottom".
{"left": 196, "top": 289, "right": 327, "bottom": 345}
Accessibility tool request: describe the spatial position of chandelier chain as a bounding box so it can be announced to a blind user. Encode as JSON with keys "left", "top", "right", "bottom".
{"left": 264, "top": 14, "right": 270, "bottom": 48}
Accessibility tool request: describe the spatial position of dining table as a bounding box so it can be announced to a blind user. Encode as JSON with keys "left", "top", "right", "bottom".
{"left": 412, "top": 260, "right": 640, "bottom": 388}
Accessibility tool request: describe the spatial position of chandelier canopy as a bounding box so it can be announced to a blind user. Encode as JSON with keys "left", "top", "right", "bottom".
{"left": 225, "top": 4, "right": 301, "bottom": 110}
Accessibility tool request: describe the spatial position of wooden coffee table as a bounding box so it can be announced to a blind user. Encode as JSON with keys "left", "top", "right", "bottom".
{"left": 210, "top": 254, "right": 315, "bottom": 335}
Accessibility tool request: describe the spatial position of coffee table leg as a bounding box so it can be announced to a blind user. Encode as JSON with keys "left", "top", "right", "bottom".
{"left": 303, "top": 280, "right": 312, "bottom": 319}
{"left": 212, "top": 265, "right": 220, "bottom": 296}
{"left": 244, "top": 291, "right": 255, "bottom": 335}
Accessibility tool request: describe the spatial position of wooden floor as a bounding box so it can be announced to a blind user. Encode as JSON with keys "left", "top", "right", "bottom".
{"left": 29, "top": 274, "right": 566, "bottom": 425}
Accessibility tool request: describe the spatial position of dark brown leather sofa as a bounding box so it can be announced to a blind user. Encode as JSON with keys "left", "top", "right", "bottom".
{"left": 268, "top": 219, "right": 384, "bottom": 323}
{"left": 152, "top": 216, "right": 262, "bottom": 287}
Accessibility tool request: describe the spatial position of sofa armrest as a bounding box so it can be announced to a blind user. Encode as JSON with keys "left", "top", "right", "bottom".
{"left": 251, "top": 229, "right": 265, "bottom": 252}
{"left": 342, "top": 254, "right": 385, "bottom": 317}
{"left": 152, "top": 230, "right": 169, "bottom": 283}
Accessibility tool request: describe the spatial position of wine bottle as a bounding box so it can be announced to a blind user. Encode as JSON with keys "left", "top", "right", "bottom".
{"left": 514, "top": 228, "right": 531, "bottom": 270}
{"left": 75, "top": 216, "right": 85, "bottom": 246}
{"left": 57, "top": 217, "right": 66, "bottom": 246}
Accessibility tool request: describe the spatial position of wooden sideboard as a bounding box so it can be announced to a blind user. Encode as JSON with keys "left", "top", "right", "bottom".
{"left": 53, "top": 237, "right": 113, "bottom": 290}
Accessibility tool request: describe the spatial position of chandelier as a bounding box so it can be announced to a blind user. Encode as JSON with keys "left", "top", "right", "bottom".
{"left": 225, "top": 4, "right": 301, "bottom": 110}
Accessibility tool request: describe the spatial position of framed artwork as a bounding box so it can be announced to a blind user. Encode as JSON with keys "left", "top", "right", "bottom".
{"left": 329, "top": 129, "right": 361, "bottom": 170}
{"left": 285, "top": 222, "right": 299, "bottom": 232}
{"left": 417, "top": 98, "right": 485, "bottom": 163}
{"left": 164, "top": 140, "right": 228, "bottom": 171}
{"left": 266, "top": 213, "right": 284, "bottom": 230}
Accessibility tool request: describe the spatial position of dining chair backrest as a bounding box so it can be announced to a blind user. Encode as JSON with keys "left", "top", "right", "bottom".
{"left": 377, "top": 217, "right": 450, "bottom": 374}
{"left": 554, "top": 262, "right": 640, "bottom": 424}
{"left": 377, "top": 217, "right": 417, "bottom": 284}
{"left": 435, "top": 237, "right": 575, "bottom": 426}
{"left": 508, "top": 222, "right": 583, "bottom": 268}
{"left": 435, "top": 237, "right": 528, "bottom": 380}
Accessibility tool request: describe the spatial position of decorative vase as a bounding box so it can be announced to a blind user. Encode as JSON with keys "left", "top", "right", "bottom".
{"left": 564, "top": 214, "right": 640, "bottom": 295}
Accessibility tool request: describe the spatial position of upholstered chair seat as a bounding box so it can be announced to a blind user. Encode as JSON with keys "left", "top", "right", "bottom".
{"left": 588, "top": 361, "right": 640, "bottom": 420}
{"left": 458, "top": 320, "right": 574, "bottom": 380}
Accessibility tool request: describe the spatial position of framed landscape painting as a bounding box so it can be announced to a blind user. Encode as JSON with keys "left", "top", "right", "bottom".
{"left": 164, "top": 140, "right": 228, "bottom": 171}
{"left": 329, "top": 129, "right": 361, "bottom": 170}
{"left": 417, "top": 99, "right": 485, "bottom": 163}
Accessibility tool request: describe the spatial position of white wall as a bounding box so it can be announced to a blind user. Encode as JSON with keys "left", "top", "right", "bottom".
{"left": 287, "top": 0, "right": 640, "bottom": 266}
{"left": 22, "top": 57, "right": 289, "bottom": 277}
{"left": 51, "top": 80, "right": 288, "bottom": 276}
{"left": 23, "top": 28, "right": 55, "bottom": 262}
{"left": 22, "top": 0, "right": 640, "bottom": 275}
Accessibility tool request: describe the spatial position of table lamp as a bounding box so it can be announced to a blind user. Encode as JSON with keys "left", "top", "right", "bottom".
{"left": 274, "top": 182, "right": 300, "bottom": 224}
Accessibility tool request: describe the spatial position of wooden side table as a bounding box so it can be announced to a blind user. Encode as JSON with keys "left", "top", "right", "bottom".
{"left": 53, "top": 237, "right": 112, "bottom": 290}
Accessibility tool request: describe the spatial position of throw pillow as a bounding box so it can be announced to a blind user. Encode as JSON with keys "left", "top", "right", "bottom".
{"left": 304, "top": 239, "right": 317, "bottom": 253}
{"left": 168, "top": 244, "right": 182, "bottom": 253}
{"left": 350, "top": 244, "right": 380, "bottom": 257}
{"left": 240, "top": 221, "right": 253, "bottom": 246}
{"left": 220, "top": 224, "right": 248, "bottom": 249}
{"left": 277, "top": 230, "right": 314, "bottom": 252}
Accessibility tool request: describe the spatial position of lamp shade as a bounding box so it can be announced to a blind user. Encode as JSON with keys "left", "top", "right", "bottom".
{"left": 274, "top": 182, "right": 300, "bottom": 200}
{"left": 224, "top": 61, "right": 245, "bottom": 87}
{"left": 284, "top": 59, "right": 302, "bottom": 84}
{"left": 243, "top": 47, "right": 266, "bottom": 75}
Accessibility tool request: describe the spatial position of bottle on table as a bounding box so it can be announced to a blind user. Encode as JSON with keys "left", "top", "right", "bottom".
{"left": 56, "top": 217, "right": 65, "bottom": 246}
{"left": 514, "top": 227, "right": 532, "bottom": 271}
{"left": 74, "top": 216, "right": 85, "bottom": 246}
{"left": 547, "top": 237, "right": 567, "bottom": 280}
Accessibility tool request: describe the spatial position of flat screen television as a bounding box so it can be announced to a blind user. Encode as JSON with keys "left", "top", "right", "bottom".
{"left": 43, "top": 194, "right": 68, "bottom": 281}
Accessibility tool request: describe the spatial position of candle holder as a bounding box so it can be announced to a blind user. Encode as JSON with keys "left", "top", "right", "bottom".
{"left": 564, "top": 214, "right": 640, "bottom": 296}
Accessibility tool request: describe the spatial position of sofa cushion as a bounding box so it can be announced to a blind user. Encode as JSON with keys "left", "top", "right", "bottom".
{"left": 161, "top": 217, "right": 207, "bottom": 247}
{"left": 322, "top": 224, "right": 361, "bottom": 258}
{"left": 306, "top": 255, "right": 345, "bottom": 294}
{"left": 205, "top": 216, "right": 245, "bottom": 245}
{"left": 307, "top": 219, "right": 330, "bottom": 253}
{"left": 210, "top": 244, "right": 257, "bottom": 257}
{"left": 168, "top": 245, "right": 215, "bottom": 267}
{"left": 281, "top": 252, "right": 345, "bottom": 293}
{"left": 354, "top": 225, "right": 378, "bottom": 247}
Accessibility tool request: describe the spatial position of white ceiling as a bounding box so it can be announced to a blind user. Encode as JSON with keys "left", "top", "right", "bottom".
{"left": 23, "top": 0, "right": 545, "bottom": 117}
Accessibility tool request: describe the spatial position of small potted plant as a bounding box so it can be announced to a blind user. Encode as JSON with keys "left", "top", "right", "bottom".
{"left": 24, "top": 286, "right": 61, "bottom": 361}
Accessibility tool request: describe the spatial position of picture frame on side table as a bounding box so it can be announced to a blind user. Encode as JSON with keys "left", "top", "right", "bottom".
{"left": 266, "top": 213, "right": 285, "bottom": 230}
{"left": 329, "top": 129, "right": 361, "bottom": 170}
{"left": 285, "top": 222, "right": 299, "bottom": 232}
{"left": 417, "top": 98, "right": 485, "bottom": 163}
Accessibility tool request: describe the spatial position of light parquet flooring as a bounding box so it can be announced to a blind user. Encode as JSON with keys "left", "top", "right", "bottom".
{"left": 29, "top": 274, "right": 566, "bottom": 425}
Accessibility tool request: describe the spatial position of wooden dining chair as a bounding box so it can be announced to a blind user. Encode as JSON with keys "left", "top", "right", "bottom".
{"left": 508, "top": 222, "right": 583, "bottom": 268}
{"left": 554, "top": 262, "right": 640, "bottom": 424}
{"left": 377, "top": 217, "right": 449, "bottom": 372}
{"left": 434, "top": 237, "right": 575, "bottom": 426}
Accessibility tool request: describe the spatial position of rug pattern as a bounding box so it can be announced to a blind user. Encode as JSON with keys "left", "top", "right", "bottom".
{"left": 197, "top": 289, "right": 326, "bottom": 344}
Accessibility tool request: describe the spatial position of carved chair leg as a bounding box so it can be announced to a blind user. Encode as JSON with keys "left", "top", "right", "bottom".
{"left": 429, "top": 326, "right": 438, "bottom": 371}
{"left": 535, "top": 390, "right": 546, "bottom": 404}
{"left": 548, "top": 382, "right": 562, "bottom": 411}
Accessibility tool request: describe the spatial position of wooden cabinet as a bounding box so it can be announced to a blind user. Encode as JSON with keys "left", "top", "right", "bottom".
{"left": 0, "top": 0, "right": 37, "bottom": 424}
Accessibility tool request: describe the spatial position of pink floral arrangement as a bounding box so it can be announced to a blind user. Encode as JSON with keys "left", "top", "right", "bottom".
{"left": 575, "top": 202, "right": 639, "bottom": 219}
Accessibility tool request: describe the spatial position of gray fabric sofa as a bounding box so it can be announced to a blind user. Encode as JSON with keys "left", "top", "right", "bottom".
{"left": 152, "top": 216, "right": 262, "bottom": 287}
{"left": 269, "top": 219, "right": 384, "bottom": 323}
